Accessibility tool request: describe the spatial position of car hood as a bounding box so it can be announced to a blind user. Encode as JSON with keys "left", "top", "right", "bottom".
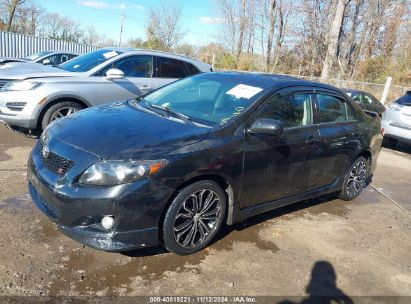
{"left": 47, "top": 101, "right": 211, "bottom": 160}
{"left": 0, "top": 57, "right": 25, "bottom": 64}
{"left": 0, "top": 62, "right": 76, "bottom": 79}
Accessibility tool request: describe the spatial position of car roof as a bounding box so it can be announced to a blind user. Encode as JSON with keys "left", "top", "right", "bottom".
{"left": 101, "top": 47, "right": 211, "bottom": 69}
{"left": 342, "top": 88, "right": 364, "bottom": 94}
{"left": 47, "top": 51, "right": 79, "bottom": 55}
{"left": 210, "top": 71, "right": 344, "bottom": 93}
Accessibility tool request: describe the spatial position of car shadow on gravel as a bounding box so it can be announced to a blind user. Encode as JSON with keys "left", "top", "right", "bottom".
{"left": 123, "top": 193, "right": 341, "bottom": 258}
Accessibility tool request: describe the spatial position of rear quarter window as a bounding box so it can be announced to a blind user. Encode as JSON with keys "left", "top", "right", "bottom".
{"left": 185, "top": 62, "right": 201, "bottom": 75}
{"left": 156, "top": 57, "right": 189, "bottom": 78}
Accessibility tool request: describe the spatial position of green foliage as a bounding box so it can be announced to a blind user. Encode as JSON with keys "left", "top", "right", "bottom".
{"left": 215, "top": 53, "right": 237, "bottom": 70}
{"left": 355, "top": 56, "right": 390, "bottom": 83}
{"left": 355, "top": 55, "right": 411, "bottom": 87}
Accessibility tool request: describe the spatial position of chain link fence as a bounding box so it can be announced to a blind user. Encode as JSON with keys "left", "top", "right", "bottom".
{"left": 297, "top": 76, "right": 407, "bottom": 105}
{"left": 215, "top": 68, "right": 408, "bottom": 105}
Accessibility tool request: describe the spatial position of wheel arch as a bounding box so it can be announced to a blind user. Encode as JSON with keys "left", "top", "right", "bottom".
{"left": 357, "top": 149, "right": 372, "bottom": 165}
{"left": 36, "top": 96, "right": 90, "bottom": 130}
{"left": 159, "top": 174, "right": 235, "bottom": 238}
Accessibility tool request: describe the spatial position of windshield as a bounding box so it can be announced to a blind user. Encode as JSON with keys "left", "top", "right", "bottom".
{"left": 59, "top": 49, "right": 123, "bottom": 72}
{"left": 396, "top": 92, "right": 411, "bottom": 106}
{"left": 142, "top": 74, "right": 268, "bottom": 126}
{"left": 24, "top": 51, "right": 53, "bottom": 61}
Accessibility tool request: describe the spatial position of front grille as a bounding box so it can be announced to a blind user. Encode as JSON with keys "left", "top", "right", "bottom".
{"left": 0, "top": 79, "right": 11, "bottom": 91}
{"left": 40, "top": 144, "right": 75, "bottom": 176}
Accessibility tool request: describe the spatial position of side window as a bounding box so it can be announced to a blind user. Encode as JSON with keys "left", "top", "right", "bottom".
{"left": 185, "top": 62, "right": 200, "bottom": 76}
{"left": 97, "top": 55, "right": 153, "bottom": 77}
{"left": 44, "top": 54, "right": 59, "bottom": 65}
{"left": 156, "top": 57, "right": 189, "bottom": 78}
{"left": 363, "top": 94, "right": 374, "bottom": 105}
{"left": 253, "top": 93, "right": 313, "bottom": 128}
{"left": 351, "top": 93, "right": 362, "bottom": 104}
{"left": 316, "top": 94, "right": 355, "bottom": 123}
{"left": 60, "top": 54, "right": 72, "bottom": 63}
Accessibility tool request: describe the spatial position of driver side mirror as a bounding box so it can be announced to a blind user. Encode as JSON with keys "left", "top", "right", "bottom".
{"left": 42, "top": 59, "right": 51, "bottom": 65}
{"left": 248, "top": 118, "right": 284, "bottom": 136}
{"left": 106, "top": 68, "right": 124, "bottom": 80}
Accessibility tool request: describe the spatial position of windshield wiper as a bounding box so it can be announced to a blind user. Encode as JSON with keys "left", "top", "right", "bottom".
{"left": 137, "top": 99, "right": 194, "bottom": 125}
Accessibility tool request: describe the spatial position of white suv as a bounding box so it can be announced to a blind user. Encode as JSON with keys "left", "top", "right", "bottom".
{"left": 0, "top": 48, "right": 212, "bottom": 133}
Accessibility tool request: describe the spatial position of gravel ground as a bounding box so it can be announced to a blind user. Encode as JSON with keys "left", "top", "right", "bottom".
{"left": 0, "top": 125, "right": 410, "bottom": 300}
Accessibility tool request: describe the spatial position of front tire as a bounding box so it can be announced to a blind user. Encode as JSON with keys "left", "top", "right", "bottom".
{"left": 41, "top": 101, "right": 83, "bottom": 130}
{"left": 162, "top": 180, "right": 226, "bottom": 255}
{"left": 338, "top": 156, "right": 369, "bottom": 201}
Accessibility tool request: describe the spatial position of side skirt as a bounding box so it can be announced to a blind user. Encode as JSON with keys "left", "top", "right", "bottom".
{"left": 226, "top": 178, "right": 342, "bottom": 225}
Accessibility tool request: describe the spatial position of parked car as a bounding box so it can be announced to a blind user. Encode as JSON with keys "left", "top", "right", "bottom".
{"left": 28, "top": 72, "right": 382, "bottom": 255}
{"left": 343, "top": 89, "right": 385, "bottom": 117}
{"left": 382, "top": 91, "right": 411, "bottom": 146}
{"left": 0, "top": 48, "right": 212, "bottom": 134}
{"left": 0, "top": 51, "right": 78, "bottom": 66}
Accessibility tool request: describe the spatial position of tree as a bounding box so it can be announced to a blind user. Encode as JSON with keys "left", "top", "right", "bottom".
{"left": 265, "top": 0, "right": 276, "bottom": 71}
{"left": 236, "top": 0, "right": 247, "bottom": 58}
{"left": 5, "top": 0, "right": 25, "bottom": 31}
{"left": 175, "top": 43, "right": 196, "bottom": 57}
{"left": 321, "top": 0, "right": 349, "bottom": 80}
{"left": 146, "top": 1, "right": 185, "bottom": 51}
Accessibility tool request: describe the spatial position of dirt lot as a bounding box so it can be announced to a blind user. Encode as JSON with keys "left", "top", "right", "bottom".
{"left": 0, "top": 124, "right": 410, "bottom": 300}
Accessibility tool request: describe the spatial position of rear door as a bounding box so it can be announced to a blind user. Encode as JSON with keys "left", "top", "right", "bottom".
{"left": 240, "top": 87, "right": 321, "bottom": 208}
{"left": 313, "top": 90, "right": 359, "bottom": 188}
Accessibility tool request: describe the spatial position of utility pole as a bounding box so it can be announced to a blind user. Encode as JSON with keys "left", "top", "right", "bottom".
{"left": 118, "top": 11, "right": 125, "bottom": 47}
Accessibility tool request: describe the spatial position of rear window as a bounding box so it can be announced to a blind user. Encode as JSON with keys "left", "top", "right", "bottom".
{"left": 185, "top": 62, "right": 200, "bottom": 75}
{"left": 396, "top": 92, "right": 411, "bottom": 106}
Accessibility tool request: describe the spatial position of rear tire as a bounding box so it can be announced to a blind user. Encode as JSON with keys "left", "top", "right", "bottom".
{"left": 41, "top": 101, "right": 83, "bottom": 131}
{"left": 338, "top": 156, "right": 369, "bottom": 201}
{"left": 162, "top": 180, "right": 226, "bottom": 255}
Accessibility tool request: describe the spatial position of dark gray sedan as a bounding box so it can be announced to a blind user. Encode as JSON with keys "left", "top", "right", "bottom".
{"left": 343, "top": 89, "right": 386, "bottom": 117}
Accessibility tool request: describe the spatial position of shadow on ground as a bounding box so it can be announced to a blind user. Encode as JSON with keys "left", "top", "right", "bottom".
{"left": 279, "top": 261, "right": 354, "bottom": 304}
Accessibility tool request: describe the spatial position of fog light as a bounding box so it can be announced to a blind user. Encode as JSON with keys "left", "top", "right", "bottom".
{"left": 101, "top": 216, "right": 115, "bottom": 230}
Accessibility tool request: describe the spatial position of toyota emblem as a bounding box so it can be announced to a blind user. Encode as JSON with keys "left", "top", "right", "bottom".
{"left": 42, "top": 145, "right": 50, "bottom": 159}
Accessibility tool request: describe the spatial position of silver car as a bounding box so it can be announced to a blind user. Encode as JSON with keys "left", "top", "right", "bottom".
{"left": 0, "top": 48, "right": 212, "bottom": 133}
{"left": 0, "top": 51, "right": 78, "bottom": 67}
{"left": 382, "top": 91, "right": 411, "bottom": 146}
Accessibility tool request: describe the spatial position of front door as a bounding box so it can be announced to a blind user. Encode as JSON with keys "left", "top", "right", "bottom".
{"left": 94, "top": 55, "right": 158, "bottom": 105}
{"left": 239, "top": 89, "right": 321, "bottom": 209}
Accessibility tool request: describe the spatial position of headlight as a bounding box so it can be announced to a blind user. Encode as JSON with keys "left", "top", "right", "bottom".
{"left": 2, "top": 80, "right": 43, "bottom": 92}
{"left": 388, "top": 103, "right": 403, "bottom": 111}
{"left": 78, "top": 160, "right": 168, "bottom": 186}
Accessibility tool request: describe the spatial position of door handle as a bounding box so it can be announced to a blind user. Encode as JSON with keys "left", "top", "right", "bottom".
{"left": 139, "top": 85, "right": 152, "bottom": 90}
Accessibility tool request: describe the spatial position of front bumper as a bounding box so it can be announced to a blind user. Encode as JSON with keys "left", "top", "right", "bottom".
{"left": 0, "top": 90, "right": 45, "bottom": 129}
{"left": 27, "top": 140, "right": 175, "bottom": 251}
